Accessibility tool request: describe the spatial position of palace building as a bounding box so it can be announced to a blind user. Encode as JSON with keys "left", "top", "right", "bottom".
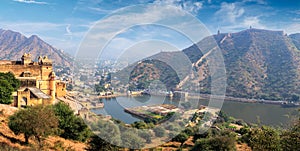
{"left": 0, "top": 53, "right": 66, "bottom": 107}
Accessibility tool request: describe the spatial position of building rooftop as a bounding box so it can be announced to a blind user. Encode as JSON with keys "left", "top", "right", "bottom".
{"left": 25, "top": 87, "right": 51, "bottom": 99}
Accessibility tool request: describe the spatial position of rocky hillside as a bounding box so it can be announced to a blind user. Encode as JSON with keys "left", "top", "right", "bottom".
{"left": 184, "top": 28, "right": 300, "bottom": 100}
{"left": 0, "top": 29, "right": 72, "bottom": 66}
{"left": 125, "top": 28, "right": 300, "bottom": 101}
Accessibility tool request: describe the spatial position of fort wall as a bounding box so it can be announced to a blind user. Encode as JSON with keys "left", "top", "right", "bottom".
{"left": 56, "top": 82, "right": 66, "bottom": 97}
{"left": 1, "top": 53, "right": 66, "bottom": 107}
{"left": 0, "top": 64, "right": 42, "bottom": 78}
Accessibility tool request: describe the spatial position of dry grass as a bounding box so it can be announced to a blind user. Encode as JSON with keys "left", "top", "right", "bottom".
{"left": 0, "top": 104, "right": 251, "bottom": 151}
{"left": 0, "top": 104, "right": 86, "bottom": 151}
{"left": 236, "top": 143, "right": 252, "bottom": 151}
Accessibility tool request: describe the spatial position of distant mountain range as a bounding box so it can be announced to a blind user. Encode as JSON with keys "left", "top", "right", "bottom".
{"left": 0, "top": 29, "right": 72, "bottom": 66}
{"left": 2, "top": 27, "right": 299, "bottom": 100}
{"left": 126, "top": 28, "right": 300, "bottom": 101}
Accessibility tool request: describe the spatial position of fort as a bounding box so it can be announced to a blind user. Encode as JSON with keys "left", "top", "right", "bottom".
{"left": 0, "top": 53, "right": 66, "bottom": 107}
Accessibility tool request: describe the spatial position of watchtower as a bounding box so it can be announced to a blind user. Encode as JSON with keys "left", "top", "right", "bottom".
{"left": 21, "top": 53, "right": 32, "bottom": 65}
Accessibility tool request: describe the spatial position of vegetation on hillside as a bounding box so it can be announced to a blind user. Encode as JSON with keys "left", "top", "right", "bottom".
{"left": 8, "top": 105, "right": 58, "bottom": 145}
{"left": 123, "top": 29, "right": 300, "bottom": 101}
{"left": 53, "top": 102, "right": 92, "bottom": 142}
{"left": 6, "top": 102, "right": 91, "bottom": 149}
{"left": 1, "top": 102, "right": 299, "bottom": 150}
{"left": 128, "top": 59, "right": 180, "bottom": 91}
{"left": 0, "top": 72, "right": 20, "bottom": 104}
{"left": 85, "top": 107, "right": 300, "bottom": 150}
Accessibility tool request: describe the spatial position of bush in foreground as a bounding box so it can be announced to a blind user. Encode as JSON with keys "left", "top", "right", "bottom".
{"left": 8, "top": 105, "right": 58, "bottom": 145}
{"left": 53, "top": 102, "right": 92, "bottom": 142}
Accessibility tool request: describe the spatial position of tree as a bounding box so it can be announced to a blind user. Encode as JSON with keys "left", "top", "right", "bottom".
{"left": 138, "top": 130, "right": 152, "bottom": 143}
{"left": 192, "top": 129, "right": 236, "bottom": 151}
{"left": 0, "top": 80, "right": 14, "bottom": 104}
{"left": 94, "top": 84, "right": 105, "bottom": 93}
{"left": 248, "top": 126, "right": 281, "bottom": 151}
{"left": 86, "top": 135, "right": 119, "bottom": 151}
{"left": 183, "top": 127, "right": 196, "bottom": 136}
{"left": 53, "top": 102, "right": 91, "bottom": 142}
{"left": 153, "top": 126, "right": 166, "bottom": 137}
{"left": 91, "top": 119, "right": 122, "bottom": 146}
{"left": 217, "top": 111, "right": 230, "bottom": 123}
{"left": 280, "top": 109, "right": 300, "bottom": 150}
{"left": 172, "top": 132, "right": 189, "bottom": 147}
{"left": 132, "top": 121, "right": 150, "bottom": 129}
{"left": 291, "top": 94, "right": 299, "bottom": 102}
{"left": 0, "top": 72, "right": 20, "bottom": 104}
{"left": 8, "top": 105, "right": 58, "bottom": 145}
{"left": 165, "top": 123, "right": 180, "bottom": 132}
{"left": 280, "top": 128, "right": 300, "bottom": 151}
{"left": 121, "top": 131, "right": 145, "bottom": 149}
{"left": 192, "top": 135, "right": 236, "bottom": 151}
{"left": 239, "top": 127, "right": 252, "bottom": 143}
{"left": 168, "top": 131, "right": 176, "bottom": 140}
{"left": 0, "top": 72, "right": 20, "bottom": 91}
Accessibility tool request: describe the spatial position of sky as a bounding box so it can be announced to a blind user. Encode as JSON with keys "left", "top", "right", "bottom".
{"left": 0, "top": 0, "right": 299, "bottom": 58}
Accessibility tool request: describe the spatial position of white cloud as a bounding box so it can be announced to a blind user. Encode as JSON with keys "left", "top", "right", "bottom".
{"left": 191, "top": 2, "right": 203, "bottom": 13}
{"left": 242, "top": 0, "right": 267, "bottom": 5}
{"left": 242, "top": 16, "right": 265, "bottom": 29}
{"left": 291, "top": 10, "right": 300, "bottom": 15}
{"left": 216, "top": 16, "right": 266, "bottom": 33}
{"left": 0, "top": 21, "right": 63, "bottom": 36}
{"left": 153, "top": 0, "right": 203, "bottom": 14}
{"left": 0, "top": 21, "right": 88, "bottom": 39}
{"left": 284, "top": 23, "right": 300, "bottom": 34}
{"left": 210, "top": 1, "right": 266, "bottom": 33}
{"left": 0, "top": 21, "right": 89, "bottom": 55}
{"left": 76, "top": 4, "right": 211, "bottom": 59}
{"left": 215, "top": 2, "right": 245, "bottom": 24}
{"left": 13, "top": 0, "right": 48, "bottom": 5}
{"left": 293, "top": 18, "right": 300, "bottom": 21}
{"left": 87, "top": 7, "right": 113, "bottom": 14}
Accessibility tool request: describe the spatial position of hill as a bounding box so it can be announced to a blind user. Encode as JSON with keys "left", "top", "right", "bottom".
{"left": 125, "top": 28, "right": 300, "bottom": 101}
{"left": 0, "top": 29, "right": 72, "bottom": 66}
{"left": 0, "top": 104, "right": 86, "bottom": 150}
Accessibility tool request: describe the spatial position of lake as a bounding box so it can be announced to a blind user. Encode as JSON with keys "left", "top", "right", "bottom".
{"left": 92, "top": 95, "right": 299, "bottom": 127}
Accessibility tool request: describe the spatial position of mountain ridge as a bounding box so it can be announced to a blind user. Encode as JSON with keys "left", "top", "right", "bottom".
{"left": 126, "top": 28, "right": 300, "bottom": 101}
{"left": 0, "top": 29, "right": 72, "bottom": 66}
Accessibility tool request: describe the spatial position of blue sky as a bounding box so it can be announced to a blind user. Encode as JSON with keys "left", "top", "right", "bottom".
{"left": 0, "top": 0, "right": 299, "bottom": 56}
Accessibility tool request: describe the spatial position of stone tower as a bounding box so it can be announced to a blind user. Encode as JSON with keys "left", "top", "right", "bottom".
{"left": 21, "top": 53, "right": 32, "bottom": 65}
{"left": 49, "top": 71, "right": 56, "bottom": 103}
{"left": 0, "top": 53, "right": 67, "bottom": 107}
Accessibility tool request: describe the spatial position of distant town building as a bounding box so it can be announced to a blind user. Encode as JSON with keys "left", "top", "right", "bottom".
{"left": 0, "top": 53, "right": 66, "bottom": 107}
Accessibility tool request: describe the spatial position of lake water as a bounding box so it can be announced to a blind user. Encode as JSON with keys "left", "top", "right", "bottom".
{"left": 92, "top": 95, "right": 299, "bottom": 127}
